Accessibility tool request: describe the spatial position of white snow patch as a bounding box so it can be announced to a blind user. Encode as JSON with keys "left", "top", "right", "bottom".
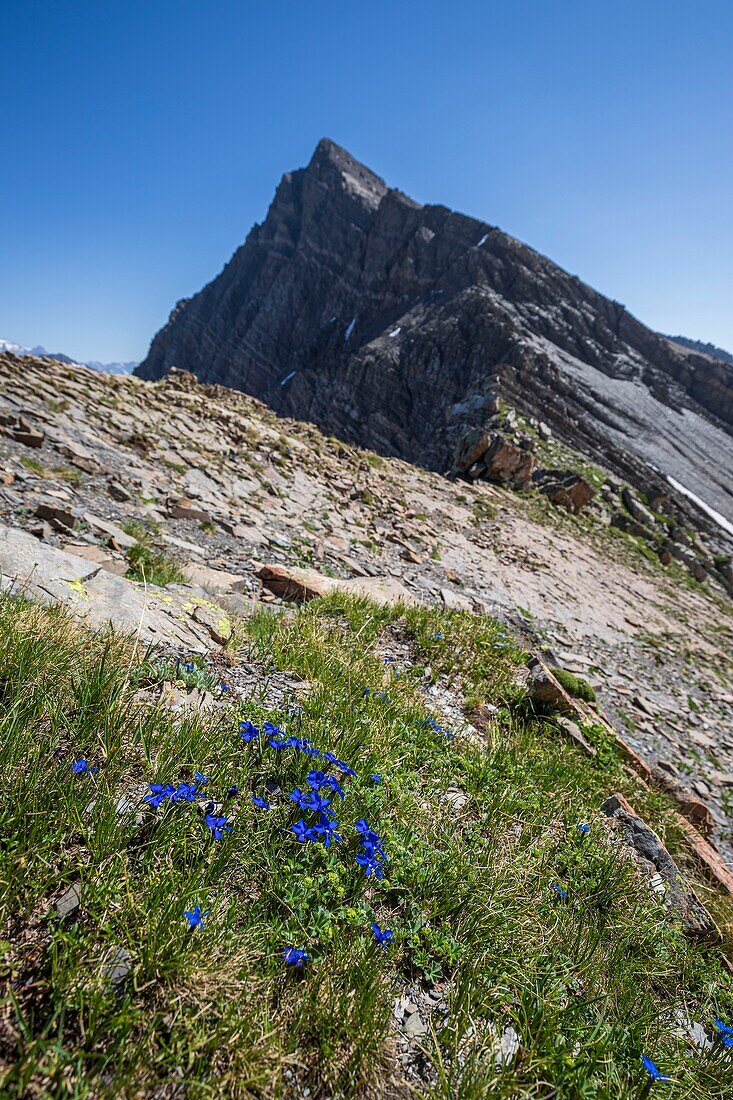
{"left": 666, "top": 475, "right": 733, "bottom": 538}
{"left": 279, "top": 370, "right": 296, "bottom": 387}
{"left": 477, "top": 233, "right": 489, "bottom": 247}
{"left": 388, "top": 327, "right": 401, "bottom": 338}
{"left": 344, "top": 317, "right": 356, "bottom": 342}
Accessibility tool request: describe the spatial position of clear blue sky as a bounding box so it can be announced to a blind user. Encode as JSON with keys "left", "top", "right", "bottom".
{"left": 2, "top": 0, "right": 731, "bottom": 362}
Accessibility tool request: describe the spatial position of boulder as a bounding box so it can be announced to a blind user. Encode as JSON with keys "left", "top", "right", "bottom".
{"left": 453, "top": 428, "right": 490, "bottom": 474}
{"left": 482, "top": 435, "right": 535, "bottom": 488}
{"left": 256, "top": 563, "right": 420, "bottom": 607}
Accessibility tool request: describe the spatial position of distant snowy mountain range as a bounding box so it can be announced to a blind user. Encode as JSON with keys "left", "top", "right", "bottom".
{"left": 0, "top": 338, "right": 137, "bottom": 375}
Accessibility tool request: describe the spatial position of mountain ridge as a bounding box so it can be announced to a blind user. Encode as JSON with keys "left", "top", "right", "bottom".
{"left": 136, "top": 139, "right": 733, "bottom": 521}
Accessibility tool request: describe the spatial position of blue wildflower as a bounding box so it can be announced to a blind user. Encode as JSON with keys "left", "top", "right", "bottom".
{"left": 181, "top": 661, "right": 196, "bottom": 673}
{"left": 371, "top": 921, "right": 394, "bottom": 946}
{"left": 72, "top": 758, "right": 89, "bottom": 774}
{"left": 205, "top": 813, "right": 232, "bottom": 840}
{"left": 322, "top": 775, "right": 345, "bottom": 798}
{"left": 144, "top": 782, "right": 176, "bottom": 808}
{"left": 239, "top": 720, "right": 260, "bottom": 743}
{"left": 172, "top": 782, "right": 199, "bottom": 803}
{"left": 291, "top": 819, "right": 318, "bottom": 843}
{"left": 184, "top": 904, "right": 211, "bottom": 929}
{"left": 220, "top": 683, "right": 230, "bottom": 693}
{"left": 269, "top": 737, "right": 291, "bottom": 750}
{"left": 312, "top": 813, "right": 342, "bottom": 848}
{"left": 252, "top": 795, "right": 270, "bottom": 809}
{"left": 194, "top": 771, "right": 210, "bottom": 785}
{"left": 432, "top": 631, "right": 443, "bottom": 640}
{"left": 227, "top": 785, "right": 239, "bottom": 798}
{"left": 552, "top": 883, "right": 568, "bottom": 900}
{"left": 306, "top": 770, "right": 328, "bottom": 789}
{"left": 303, "top": 791, "right": 332, "bottom": 815}
{"left": 641, "top": 1056, "right": 671, "bottom": 1082}
{"left": 371, "top": 773, "right": 382, "bottom": 784}
{"left": 577, "top": 823, "right": 591, "bottom": 835}
{"left": 282, "top": 946, "right": 310, "bottom": 967}
{"left": 713, "top": 1018, "right": 733, "bottom": 1047}
{"left": 356, "top": 851, "right": 385, "bottom": 879}
{"left": 289, "top": 787, "right": 309, "bottom": 809}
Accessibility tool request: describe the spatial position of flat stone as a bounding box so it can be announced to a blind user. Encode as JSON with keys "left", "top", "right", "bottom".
{"left": 83, "top": 513, "right": 137, "bottom": 550}
{"left": 56, "top": 882, "right": 83, "bottom": 918}
{"left": 181, "top": 563, "right": 244, "bottom": 593}
{"left": 102, "top": 946, "right": 132, "bottom": 987}
{"left": 192, "top": 603, "right": 233, "bottom": 645}
{"left": 257, "top": 562, "right": 421, "bottom": 607}
{"left": 403, "top": 1012, "right": 428, "bottom": 1039}
{"left": 65, "top": 542, "right": 128, "bottom": 576}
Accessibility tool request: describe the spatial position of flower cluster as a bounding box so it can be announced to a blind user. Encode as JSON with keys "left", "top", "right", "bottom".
{"left": 145, "top": 780, "right": 201, "bottom": 808}
{"left": 355, "top": 818, "right": 386, "bottom": 879}
{"left": 289, "top": 769, "right": 345, "bottom": 848}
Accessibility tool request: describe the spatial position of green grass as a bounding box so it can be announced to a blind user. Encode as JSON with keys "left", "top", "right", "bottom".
{"left": 18, "top": 455, "right": 82, "bottom": 484}
{"left": 121, "top": 520, "right": 186, "bottom": 586}
{"left": 0, "top": 593, "right": 731, "bottom": 1098}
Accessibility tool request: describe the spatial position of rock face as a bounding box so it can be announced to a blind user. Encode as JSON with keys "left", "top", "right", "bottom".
{"left": 137, "top": 139, "right": 733, "bottom": 524}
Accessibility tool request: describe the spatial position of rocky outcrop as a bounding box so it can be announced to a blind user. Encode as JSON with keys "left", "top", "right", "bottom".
{"left": 137, "top": 139, "right": 733, "bottom": 528}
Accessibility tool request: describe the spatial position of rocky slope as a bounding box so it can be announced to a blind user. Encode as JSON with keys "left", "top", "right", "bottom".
{"left": 2, "top": 351, "right": 733, "bottom": 871}
{"left": 137, "top": 139, "right": 733, "bottom": 526}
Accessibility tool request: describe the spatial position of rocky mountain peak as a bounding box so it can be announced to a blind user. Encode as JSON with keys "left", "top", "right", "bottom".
{"left": 137, "top": 141, "right": 733, "bottom": 525}
{"left": 305, "top": 137, "right": 390, "bottom": 210}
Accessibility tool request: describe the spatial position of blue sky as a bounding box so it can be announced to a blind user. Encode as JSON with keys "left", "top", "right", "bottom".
{"left": 2, "top": 0, "right": 731, "bottom": 362}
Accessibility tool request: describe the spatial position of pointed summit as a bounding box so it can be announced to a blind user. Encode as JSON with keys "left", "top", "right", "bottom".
{"left": 305, "top": 138, "right": 388, "bottom": 209}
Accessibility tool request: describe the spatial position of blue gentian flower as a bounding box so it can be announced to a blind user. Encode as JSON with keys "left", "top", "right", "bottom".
{"left": 181, "top": 662, "right": 196, "bottom": 673}
{"left": 371, "top": 922, "right": 393, "bottom": 946}
{"left": 289, "top": 787, "right": 309, "bottom": 809}
{"left": 552, "top": 883, "right": 568, "bottom": 900}
{"left": 713, "top": 1018, "right": 733, "bottom": 1047}
{"left": 432, "top": 632, "right": 443, "bottom": 640}
{"left": 220, "top": 683, "right": 230, "bottom": 693}
{"left": 322, "top": 775, "right": 345, "bottom": 798}
{"left": 205, "top": 813, "right": 232, "bottom": 840}
{"left": 303, "top": 791, "right": 332, "bottom": 814}
{"left": 172, "top": 782, "right": 198, "bottom": 803}
{"left": 641, "top": 1056, "right": 670, "bottom": 1082}
{"left": 269, "top": 737, "right": 291, "bottom": 749}
{"left": 577, "top": 823, "right": 591, "bottom": 835}
{"left": 291, "top": 819, "right": 318, "bottom": 843}
{"left": 144, "top": 782, "right": 177, "bottom": 808}
{"left": 227, "top": 785, "right": 239, "bottom": 798}
{"left": 306, "top": 770, "right": 328, "bottom": 789}
{"left": 194, "top": 771, "right": 210, "bottom": 785}
{"left": 184, "top": 904, "right": 211, "bottom": 929}
{"left": 356, "top": 852, "right": 385, "bottom": 879}
{"left": 282, "top": 946, "right": 310, "bottom": 967}
{"left": 239, "top": 720, "right": 260, "bottom": 743}
{"left": 252, "top": 795, "right": 270, "bottom": 810}
{"left": 371, "top": 773, "right": 382, "bottom": 784}
{"left": 72, "top": 759, "right": 89, "bottom": 774}
{"left": 313, "top": 813, "right": 342, "bottom": 848}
